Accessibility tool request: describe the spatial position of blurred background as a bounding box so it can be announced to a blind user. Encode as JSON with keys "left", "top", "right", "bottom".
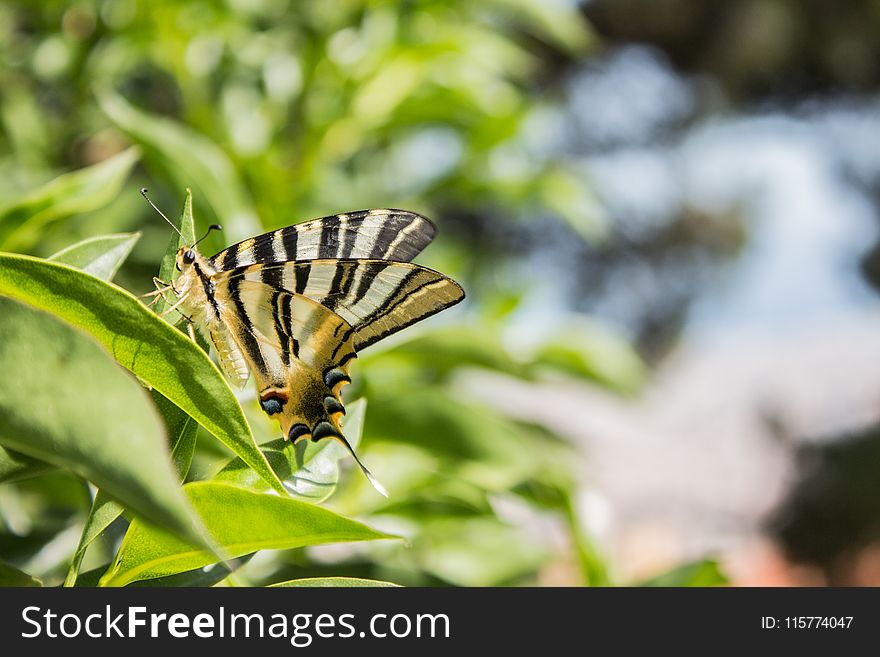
{"left": 3, "top": 0, "right": 880, "bottom": 586}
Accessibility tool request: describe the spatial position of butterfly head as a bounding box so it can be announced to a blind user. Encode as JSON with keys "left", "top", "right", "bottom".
{"left": 173, "top": 222, "right": 223, "bottom": 273}
{"left": 175, "top": 246, "right": 199, "bottom": 273}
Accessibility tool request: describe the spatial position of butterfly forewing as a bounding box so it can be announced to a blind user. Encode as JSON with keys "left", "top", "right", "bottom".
{"left": 209, "top": 209, "right": 436, "bottom": 270}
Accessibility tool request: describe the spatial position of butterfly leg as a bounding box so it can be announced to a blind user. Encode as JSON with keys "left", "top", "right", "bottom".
{"left": 141, "top": 277, "right": 173, "bottom": 298}
{"left": 158, "top": 295, "right": 189, "bottom": 318}
{"left": 142, "top": 277, "right": 178, "bottom": 308}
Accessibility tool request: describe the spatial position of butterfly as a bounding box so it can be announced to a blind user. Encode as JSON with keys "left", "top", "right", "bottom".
{"left": 142, "top": 190, "right": 465, "bottom": 494}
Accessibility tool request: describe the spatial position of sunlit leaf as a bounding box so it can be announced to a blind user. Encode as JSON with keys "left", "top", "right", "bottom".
{"left": 270, "top": 577, "right": 400, "bottom": 587}
{"left": 0, "top": 253, "right": 285, "bottom": 495}
{"left": 100, "top": 481, "right": 398, "bottom": 587}
{"left": 98, "top": 90, "right": 260, "bottom": 243}
{"left": 532, "top": 318, "right": 648, "bottom": 394}
{"left": 0, "top": 147, "right": 140, "bottom": 250}
{"left": 0, "top": 561, "right": 42, "bottom": 587}
{"left": 638, "top": 560, "right": 729, "bottom": 587}
{"left": 4, "top": 230, "right": 145, "bottom": 483}
{"left": 48, "top": 232, "right": 141, "bottom": 282}
{"left": 409, "top": 516, "right": 548, "bottom": 586}
{"left": 63, "top": 492, "right": 125, "bottom": 588}
{"left": 76, "top": 556, "right": 254, "bottom": 588}
{"left": 64, "top": 390, "right": 199, "bottom": 587}
{"left": 539, "top": 166, "right": 607, "bottom": 242}
{"left": 0, "top": 298, "right": 197, "bottom": 541}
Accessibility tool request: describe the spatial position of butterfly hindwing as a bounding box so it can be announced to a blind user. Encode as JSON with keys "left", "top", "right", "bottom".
{"left": 212, "top": 279, "right": 357, "bottom": 444}
{"left": 209, "top": 209, "right": 436, "bottom": 270}
{"left": 217, "top": 259, "right": 465, "bottom": 351}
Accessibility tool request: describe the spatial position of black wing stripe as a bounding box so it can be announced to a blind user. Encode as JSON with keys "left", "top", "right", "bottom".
{"left": 337, "top": 214, "right": 356, "bottom": 259}
{"left": 222, "top": 243, "right": 238, "bottom": 270}
{"left": 226, "top": 276, "right": 267, "bottom": 374}
{"left": 324, "top": 261, "right": 354, "bottom": 312}
{"left": 282, "top": 227, "right": 298, "bottom": 262}
{"left": 294, "top": 262, "right": 311, "bottom": 295}
{"left": 269, "top": 290, "right": 290, "bottom": 367}
{"left": 368, "top": 217, "right": 402, "bottom": 260}
{"left": 252, "top": 235, "right": 275, "bottom": 264}
{"left": 261, "top": 256, "right": 283, "bottom": 290}
{"left": 317, "top": 218, "right": 338, "bottom": 259}
{"left": 349, "top": 261, "right": 388, "bottom": 308}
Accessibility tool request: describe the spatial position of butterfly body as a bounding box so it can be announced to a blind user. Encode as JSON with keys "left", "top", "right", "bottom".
{"left": 161, "top": 208, "right": 464, "bottom": 488}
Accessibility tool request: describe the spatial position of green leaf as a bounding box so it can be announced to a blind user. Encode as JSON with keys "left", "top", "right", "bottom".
{"left": 0, "top": 446, "right": 53, "bottom": 483}
{"left": 100, "top": 481, "right": 398, "bottom": 587}
{"left": 150, "top": 390, "right": 200, "bottom": 480}
{"left": 158, "top": 189, "right": 195, "bottom": 285}
{"left": 2, "top": 230, "right": 145, "bottom": 485}
{"left": 270, "top": 577, "right": 400, "bottom": 588}
{"left": 638, "top": 559, "right": 729, "bottom": 587}
{"left": 0, "top": 298, "right": 197, "bottom": 541}
{"left": 98, "top": 90, "right": 260, "bottom": 243}
{"left": 215, "top": 399, "right": 367, "bottom": 503}
{"left": 49, "top": 232, "right": 141, "bottom": 282}
{"left": 369, "top": 327, "right": 530, "bottom": 380}
{"left": 538, "top": 166, "right": 607, "bottom": 242}
{"left": 0, "top": 147, "right": 140, "bottom": 250}
{"left": 152, "top": 190, "right": 209, "bottom": 350}
{"left": 0, "top": 561, "right": 42, "bottom": 587}
{"left": 411, "top": 516, "right": 548, "bottom": 586}
{"left": 492, "top": 0, "right": 594, "bottom": 54}
{"left": 63, "top": 390, "right": 199, "bottom": 587}
{"left": 0, "top": 252, "right": 285, "bottom": 494}
{"left": 155, "top": 189, "right": 195, "bottom": 316}
{"left": 126, "top": 555, "right": 254, "bottom": 587}
{"left": 63, "top": 491, "right": 124, "bottom": 588}
{"left": 533, "top": 318, "right": 647, "bottom": 394}
{"left": 75, "top": 556, "right": 254, "bottom": 588}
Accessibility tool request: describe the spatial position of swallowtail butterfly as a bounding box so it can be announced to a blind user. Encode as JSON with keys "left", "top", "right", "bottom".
{"left": 143, "top": 191, "right": 465, "bottom": 494}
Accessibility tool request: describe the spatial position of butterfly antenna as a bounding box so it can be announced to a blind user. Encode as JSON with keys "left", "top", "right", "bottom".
{"left": 140, "top": 188, "right": 186, "bottom": 242}
{"left": 336, "top": 434, "right": 389, "bottom": 498}
{"left": 193, "top": 224, "right": 223, "bottom": 248}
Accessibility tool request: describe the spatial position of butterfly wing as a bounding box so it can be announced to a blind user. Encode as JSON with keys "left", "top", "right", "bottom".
{"left": 217, "top": 259, "right": 465, "bottom": 351}
{"left": 214, "top": 278, "right": 355, "bottom": 438}
{"left": 209, "top": 209, "right": 436, "bottom": 271}
{"left": 215, "top": 279, "right": 387, "bottom": 494}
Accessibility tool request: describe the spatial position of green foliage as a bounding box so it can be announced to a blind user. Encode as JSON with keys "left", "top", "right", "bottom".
{"left": 271, "top": 577, "right": 399, "bottom": 588}
{"left": 0, "top": 148, "right": 140, "bottom": 251}
{"left": 48, "top": 232, "right": 141, "bottom": 281}
{"left": 0, "top": 252, "right": 283, "bottom": 495}
{"left": 0, "top": 298, "right": 199, "bottom": 541}
{"left": 63, "top": 389, "right": 200, "bottom": 587}
{"left": 0, "top": 561, "right": 42, "bottom": 587}
{"left": 0, "top": 0, "right": 693, "bottom": 588}
{"left": 99, "top": 91, "right": 261, "bottom": 243}
{"left": 100, "top": 481, "right": 397, "bottom": 587}
{"left": 638, "top": 560, "right": 729, "bottom": 587}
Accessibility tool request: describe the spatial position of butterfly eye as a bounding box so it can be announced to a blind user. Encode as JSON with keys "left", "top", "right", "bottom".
{"left": 183, "top": 250, "right": 196, "bottom": 264}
